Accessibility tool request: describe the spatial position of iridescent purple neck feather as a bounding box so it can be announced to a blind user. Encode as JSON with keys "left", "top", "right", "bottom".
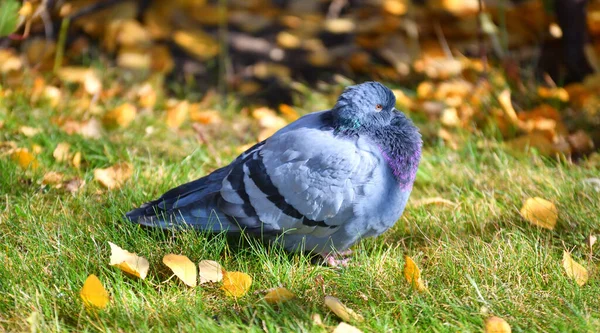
{"left": 330, "top": 82, "right": 422, "bottom": 189}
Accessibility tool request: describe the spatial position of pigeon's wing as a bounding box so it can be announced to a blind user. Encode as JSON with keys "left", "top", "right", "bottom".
{"left": 219, "top": 111, "right": 380, "bottom": 238}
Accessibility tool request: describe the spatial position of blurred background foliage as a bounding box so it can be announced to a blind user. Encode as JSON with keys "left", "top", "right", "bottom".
{"left": 0, "top": 0, "right": 599, "bottom": 159}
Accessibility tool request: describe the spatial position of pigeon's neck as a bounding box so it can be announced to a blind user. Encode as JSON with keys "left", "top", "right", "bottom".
{"left": 372, "top": 121, "right": 421, "bottom": 190}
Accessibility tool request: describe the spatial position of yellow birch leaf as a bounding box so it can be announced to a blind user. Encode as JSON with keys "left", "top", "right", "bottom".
{"left": 166, "top": 100, "right": 189, "bottom": 129}
{"left": 484, "top": 316, "right": 512, "bottom": 333}
{"left": 333, "top": 322, "right": 364, "bottom": 333}
{"left": 108, "top": 242, "right": 149, "bottom": 279}
{"left": 173, "top": 30, "right": 219, "bottom": 60}
{"left": 72, "top": 151, "right": 82, "bottom": 169}
{"left": 198, "top": 260, "right": 223, "bottom": 284}
{"left": 42, "top": 172, "right": 64, "bottom": 185}
{"left": 278, "top": 104, "right": 299, "bottom": 122}
{"left": 190, "top": 109, "right": 222, "bottom": 125}
{"left": 264, "top": 287, "right": 295, "bottom": 304}
{"left": 324, "top": 296, "right": 364, "bottom": 322}
{"left": 11, "top": 149, "right": 39, "bottom": 170}
{"left": 221, "top": 272, "right": 252, "bottom": 298}
{"left": 80, "top": 274, "right": 109, "bottom": 309}
{"left": 19, "top": 2, "right": 33, "bottom": 16}
{"left": 163, "top": 254, "right": 197, "bottom": 287}
{"left": 520, "top": 197, "right": 558, "bottom": 230}
{"left": 94, "top": 163, "right": 133, "bottom": 189}
{"left": 103, "top": 103, "right": 137, "bottom": 128}
{"left": 562, "top": 251, "right": 588, "bottom": 286}
{"left": 403, "top": 256, "right": 427, "bottom": 292}
{"left": 53, "top": 142, "right": 71, "bottom": 162}
{"left": 19, "top": 126, "right": 41, "bottom": 137}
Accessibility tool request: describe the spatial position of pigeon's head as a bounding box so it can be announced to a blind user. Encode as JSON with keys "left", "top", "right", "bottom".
{"left": 332, "top": 82, "right": 398, "bottom": 133}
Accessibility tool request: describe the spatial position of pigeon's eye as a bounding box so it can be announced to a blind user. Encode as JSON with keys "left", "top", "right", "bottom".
{"left": 375, "top": 104, "right": 383, "bottom": 111}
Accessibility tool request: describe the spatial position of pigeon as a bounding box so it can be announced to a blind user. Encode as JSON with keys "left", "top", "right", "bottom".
{"left": 126, "top": 82, "right": 422, "bottom": 263}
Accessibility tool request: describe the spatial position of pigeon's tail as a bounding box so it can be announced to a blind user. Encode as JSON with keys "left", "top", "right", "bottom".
{"left": 125, "top": 167, "right": 241, "bottom": 233}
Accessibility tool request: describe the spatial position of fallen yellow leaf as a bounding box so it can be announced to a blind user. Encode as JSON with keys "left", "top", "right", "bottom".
{"left": 264, "top": 287, "right": 295, "bottom": 304}
{"left": 57, "top": 67, "right": 102, "bottom": 95}
{"left": 279, "top": 104, "right": 299, "bottom": 122}
{"left": 166, "top": 100, "right": 189, "bottom": 129}
{"left": 19, "top": 126, "right": 41, "bottom": 137}
{"left": 324, "top": 296, "right": 364, "bottom": 322}
{"left": 333, "top": 322, "right": 364, "bottom": 333}
{"left": 198, "top": 260, "right": 223, "bottom": 285}
{"left": 42, "top": 172, "right": 64, "bottom": 185}
{"left": 520, "top": 197, "right": 558, "bottom": 230}
{"left": 562, "top": 251, "right": 588, "bottom": 286}
{"left": 11, "top": 148, "right": 39, "bottom": 170}
{"left": 190, "top": 109, "right": 222, "bottom": 125}
{"left": 72, "top": 151, "right": 82, "bottom": 169}
{"left": 19, "top": 2, "right": 33, "bottom": 16}
{"left": 221, "top": 271, "right": 252, "bottom": 298}
{"left": 53, "top": 142, "right": 71, "bottom": 162}
{"left": 94, "top": 163, "right": 133, "bottom": 189}
{"left": 163, "top": 254, "right": 197, "bottom": 287}
{"left": 173, "top": 30, "right": 219, "bottom": 60}
{"left": 484, "top": 316, "right": 512, "bottom": 333}
{"left": 404, "top": 256, "right": 427, "bottom": 292}
{"left": 103, "top": 103, "right": 137, "bottom": 128}
{"left": 108, "top": 242, "right": 149, "bottom": 279}
{"left": 80, "top": 274, "right": 109, "bottom": 309}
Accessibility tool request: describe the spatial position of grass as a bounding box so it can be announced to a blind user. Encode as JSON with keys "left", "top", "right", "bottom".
{"left": 1, "top": 82, "right": 599, "bottom": 332}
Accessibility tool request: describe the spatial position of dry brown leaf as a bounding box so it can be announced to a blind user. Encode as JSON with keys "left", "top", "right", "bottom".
{"left": 103, "top": 103, "right": 137, "bottom": 128}
{"left": 404, "top": 256, "right": 427, "bottom": 292}
{"left": 484, "top": 316, "right": 512, "bottom": 333}
{"left": 520, "top": 197, "right": 558, "bottom": 230}
{"left": 333, "top": 322, "right": 364, "bottom": 333}
{"left": 11, "top": 149, "right": 39, "bottom": 170}
{"left": 221, "top": 272, "right": 252, "bottom": 298}
{"left": 53, "top": 143, "right": 71, "bottom": 162}
{"left": 567, "top": 130, "right": 595, "bottom": 155}
{"left": 94, "top": 163, "right": 133, "bottom": 189}
{"left": 264, "top": 287, "right": 295, "bottom": 304}
{"left": 163, "top": 254, "right": 197, "bottom": 287}
{"left": 198, "top": 260, "right": 224, "bottom": 285}
{"left": 562, "top": 251, "right": 588, "bottom": 286}
{"left": 507, "top": 132, "right": 571, "bottom": 157}
{"left": 324, "top": 296, "right": 364, "bottom": 322}
{"left": 60, "top": 119, "right": 103, "bottom": 139}
{"left": 80, "top": 274, "right": 109, "bottom": 309}
{"left": 587, "top": 235, "right": 597, "bottom": 249}
{"left": 108, "top": 242, "right": 149, "bottom": 279}
{"left": 64, "top": 178, "right": 85, "bottom": 193}
{"left": 166, "top": 100, "right": 189, "bottom": 129}
{"left": 150, "top": 45, "right": 175, "bottom": 73}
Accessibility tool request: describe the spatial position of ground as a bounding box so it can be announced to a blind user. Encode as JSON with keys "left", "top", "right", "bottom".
{"left": 0, "top": 82, "right": 599, "bottom": 332}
